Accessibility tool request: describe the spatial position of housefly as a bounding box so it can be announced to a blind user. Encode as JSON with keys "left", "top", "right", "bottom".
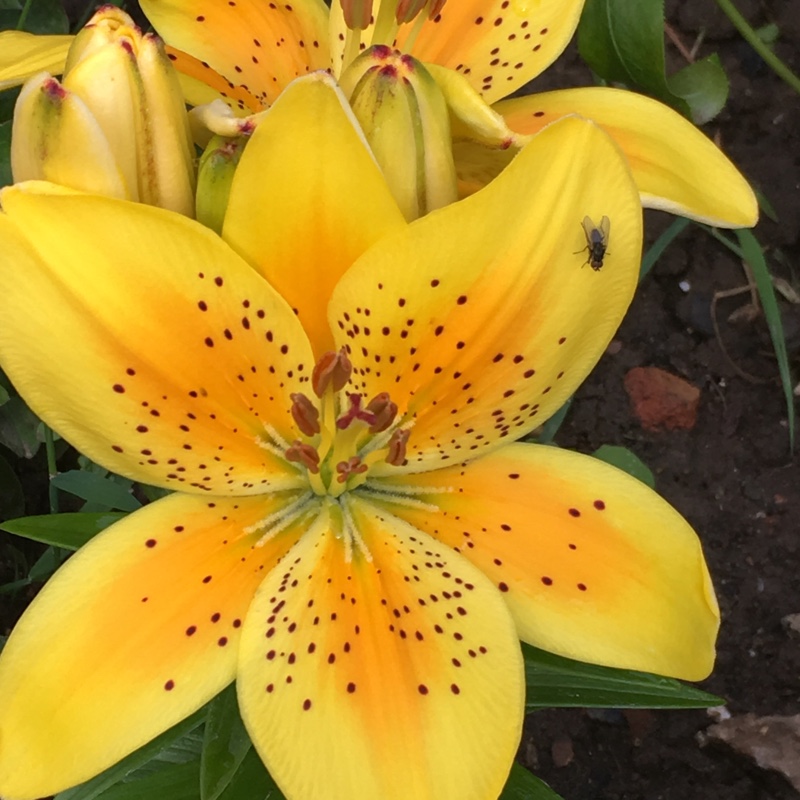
{"left": 578, "top": 215, "right": 610, "bottom": 271}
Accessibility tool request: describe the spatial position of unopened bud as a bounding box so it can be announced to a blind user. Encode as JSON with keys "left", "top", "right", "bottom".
{"left": 11, "top": 6, "right": 195, "bottom": 214}
{"left": 196, "top": 134, "right": 247, "bottom": 234}
{"left": 339, "top": 45, "right": 457, "bottom": 221}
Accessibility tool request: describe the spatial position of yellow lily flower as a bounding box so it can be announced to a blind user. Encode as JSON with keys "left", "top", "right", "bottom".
{"left": 0, "top": 1, "right": 757, "bottom": 226}
{"left": 7, "top": 7, "right": 196, "bottom": 214}
{"left": 0, "top": 75, "right": 717, "bottom": 800}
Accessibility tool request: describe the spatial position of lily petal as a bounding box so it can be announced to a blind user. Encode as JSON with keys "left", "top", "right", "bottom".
{"left": 0, "top": 31, "right": 72, "bottom": 90}
{"left": 372, "top": 443, "right": 719, "bottom": 681}
{"left": 330, "top": 116, "right": 641, "bottom": 472}
{"left": 394, "top": 0, "right": 585, "bottom": 104}
{"left": 0, "top": 493, "right": 304, "bottom": 800}
{"left": 140, "top": 0, "right": 331, "bottom": 109}
{"left": 224, "top": 73, "right": 406, "bottom": 357}
{"left": 238, "top": 498, "right": 524, "bottom": 800}
{"left": 167, "top": 46, "right": 262, "bottom": 114}
{"left": 496, "top": 87, "right": 758, "bottom": 227}
{"left": 0, "top": 188, "right": 315, "bottom": 494}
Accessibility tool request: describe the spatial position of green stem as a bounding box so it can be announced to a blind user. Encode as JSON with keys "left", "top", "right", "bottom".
{"left": 44, "top": 425, "right": 60, "bottom": 514}
{"left": 15, "top": 0, "right": 34, "bottom": 30}
{"left": 714, "top": 0, "right": 800, "bottom": 95}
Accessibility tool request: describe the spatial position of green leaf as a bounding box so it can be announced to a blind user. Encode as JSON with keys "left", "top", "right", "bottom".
{"left": 54, "top": 711, "right": 206, "bottom": 800}
{"left": 577, "top": 0, "right": 729, "bottom": 123}
{"left": 201, "top": 685, "right": 253, "bottom": 800}
{"left": 501, "top": 762, "right": 563, "bottom": 800}
{"left": 0, "top": 396, "right": 42, "bottom": 458}
{"left": 639, "top": 217, "right": 690, "bottom": 281}
{"left": 0, "top": 511, "right": 127, "bottom": 549}
{"left": 592, "top": 444, "right": 655, "bottom": 489}
{"left": 216, "top": 749, "right": 284, "bottom": 800}
{"left": 0, "top": 0, "right": 68, "bottom": 33}
{"left": 0, "top": 120, "right": 11, "bottom": 191}
{"left": 0, "top": 451, "right": 24, "bottom": 519}
{"left": 523, "top": 643, "right": 722, "bottom": 709}
{"left": 536, "top": 398, "right": 573, "bottom": 444}
{"left": 736, "top": 229, "right": 796, "bottom": 450}
{"left": 89, "top": 762, "right": 201, "bottom": 800}
{"left": 667, "top": 55, "right": 728, "bottom": 125}
{"left": 51, "top": 470, "right": 142, "bottom": 512}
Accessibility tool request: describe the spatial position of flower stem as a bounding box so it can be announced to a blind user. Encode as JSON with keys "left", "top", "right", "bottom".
{"left": 44, "top": 424, "right": 60, "bottom": 514}
{"left": 713, "top": 0, "right": 800, "bottom": 95}
{"left": 15, "top": 0, "right": 34, "bottom": 30}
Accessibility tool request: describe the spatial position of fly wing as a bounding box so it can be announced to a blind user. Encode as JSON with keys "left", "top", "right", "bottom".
{"left": 599, "top": 215, "right": 611, "bottom": 243}
{"left": 581, "top": 216, "right": 595, "bottom": 244}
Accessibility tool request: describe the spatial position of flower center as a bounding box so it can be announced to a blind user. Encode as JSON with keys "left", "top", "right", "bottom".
{"left": 275, "top": 349, "right": 411, "bottom": 498}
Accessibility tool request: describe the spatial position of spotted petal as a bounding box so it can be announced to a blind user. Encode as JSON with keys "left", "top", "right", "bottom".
{"left": 223, "top": 73, "right": 406, "bottom": 357}
{"left": 394, "top": 0, "right": 584, "bottom": 103}
{"left": 0, "top": 188, "right": 315, "bottom": 494}
{"left": 330, "top": 115, "right": 641, "bottom": 473}
{"left": 0, "top": 31, "right": 72, "bottom": 90}
{"left": 238, "top": 497, "right": 524, "bottom": 800}
{"left": 495, "top": 87, "right": 758, "bottom": 227}
{"left": 140, "top": 0, "right": 331, "bottom": 109}
{"left": 0, "top": 493, "right": 306, "bottom": 800}
{"left": 368, "top": 443, "right": 719, "bottom": 680}
{"left": 167, "top": 46, "right": 262, "bottom": 114}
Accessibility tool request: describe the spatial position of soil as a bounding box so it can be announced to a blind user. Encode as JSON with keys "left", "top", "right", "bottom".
{"left": 522, "top": 1, "right": 800, "bottom": 797}
{"left": 1, "top": 1, "right": 798, "bottom": 799}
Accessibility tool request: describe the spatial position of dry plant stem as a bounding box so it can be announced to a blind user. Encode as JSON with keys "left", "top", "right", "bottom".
{"left": 713, "top": 0, "right": 800, "bottom": 94}
{"left": 665, "top": 22, "right": 695, "bottom": 63}
{"left": 711, "top": 283, "right": 770, "bottom": 385}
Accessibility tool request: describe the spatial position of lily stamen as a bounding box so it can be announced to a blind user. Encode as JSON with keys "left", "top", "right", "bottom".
{"left": 290, "top": 392, "right": 321, "bottom": 436}
{"left": 285, "top": 441, "right": 321, "bottom": 473}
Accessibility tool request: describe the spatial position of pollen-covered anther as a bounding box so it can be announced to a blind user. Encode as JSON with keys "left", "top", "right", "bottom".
{"left": 395, "top": 0, "right": 445, "bottom": 23}
{"left": 312, "top": 348, "right": 353, "bottom": 397}
{"left": 290, "top": 392, "right": 321, "bottom": 436}
{"left": 366, "top": 392, "right": 398, "bottom": 433}
{"left": 285, "top": 441, "right": 321, "bottom": 474}
{"left": 336, "top": 393, "right": 376, "bottom": 430}
{"left": 336, "top": 456, "right": 369, "bottom": 484}
{"left": 341, "top": 0, "right": 374, "bottom": 30}
{"left": 386, "top": 428, "right": 410, "bottom": 465}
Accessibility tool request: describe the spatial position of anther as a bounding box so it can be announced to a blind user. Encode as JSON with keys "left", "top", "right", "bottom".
{"left": 285, "top": 441, "right": 321, "bottom": 473}
{"left": 312, "top": 348, "right": 352, "bottom": 397}
{"left": 366, "top": 392, "right": 398, "bottom": 433}
{"left": 341, "top": 0, "right": 373, "bottom": 29}
{"left": 290, "top": 393, "right": 321, "bottom": 436}
{"left": 385, "top": 428, "right": 410, "bottom": 465}
{"left": 336, "top": 456, "right": 369, "bottom": 483}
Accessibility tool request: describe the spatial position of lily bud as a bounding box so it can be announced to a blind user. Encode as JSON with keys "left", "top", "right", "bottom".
{"left": 11, "top": 6, "right": 195, "bottom": 216}
{"left": 339, "top": 45, "right": 457, "bottom": 221}
{"left": 195, "top": 134, "right": 247, "bottom": 234}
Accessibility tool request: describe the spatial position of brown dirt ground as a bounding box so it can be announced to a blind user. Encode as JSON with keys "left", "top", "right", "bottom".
{"left": 522, "top": 1, "right": 800, "bottom": 797}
